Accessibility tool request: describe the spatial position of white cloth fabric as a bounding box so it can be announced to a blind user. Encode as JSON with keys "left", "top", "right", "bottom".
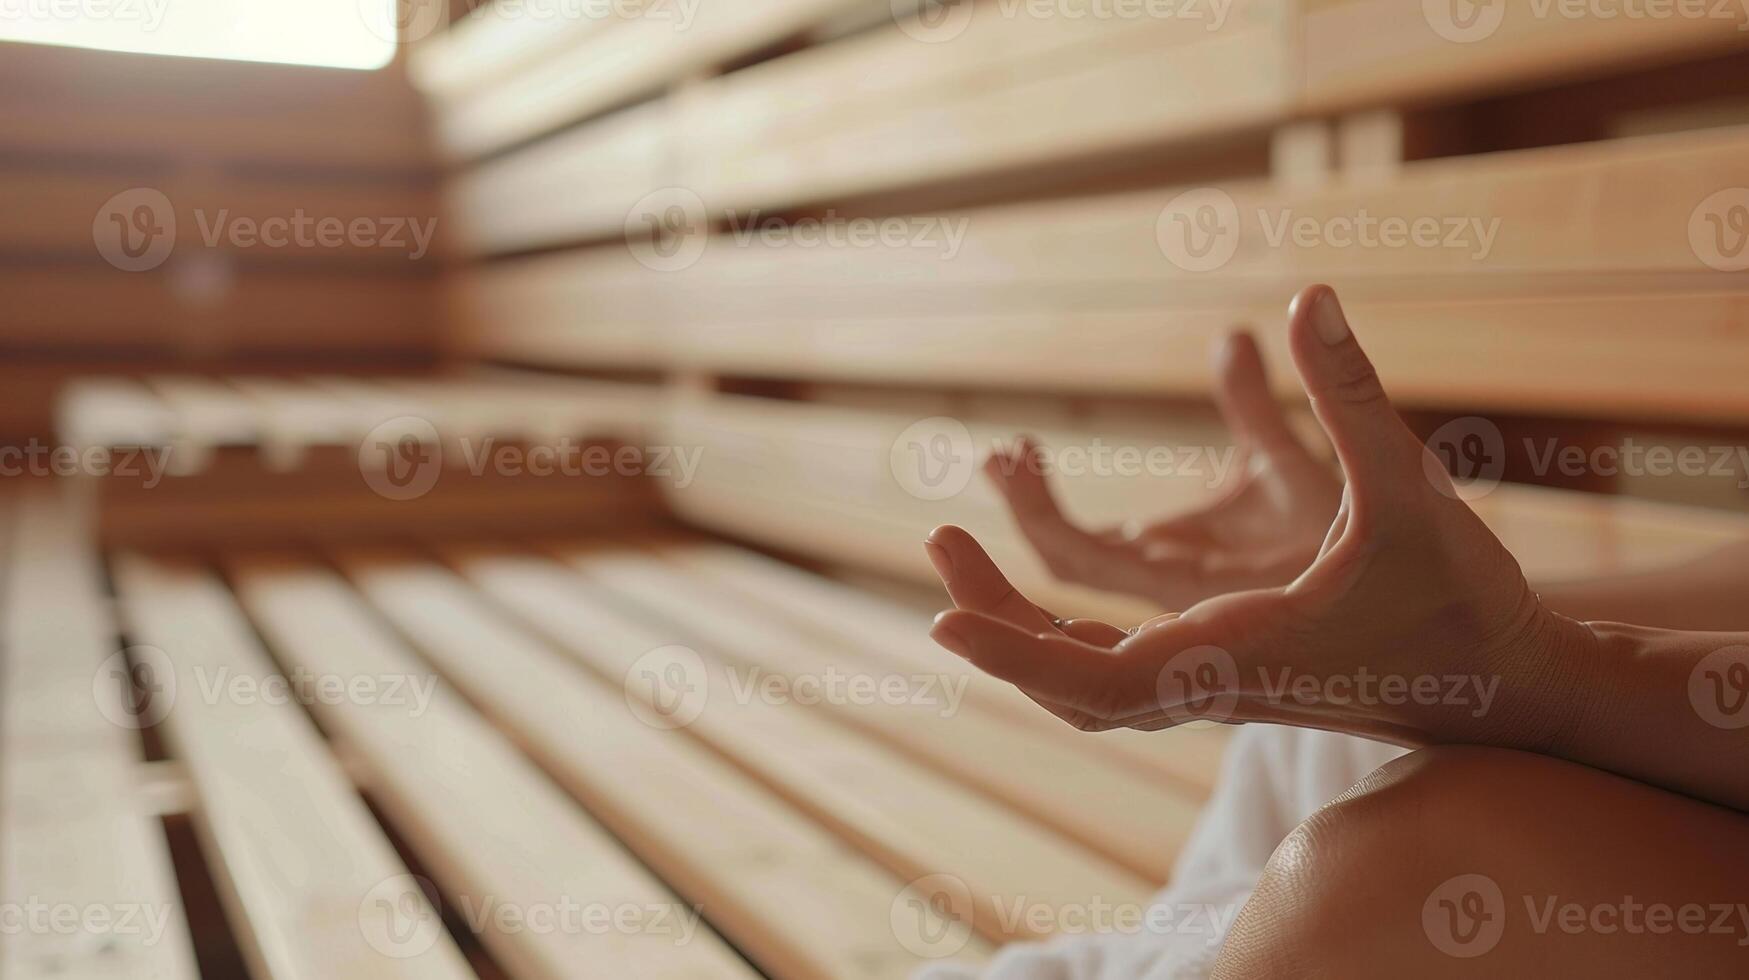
{"left": 920, "top": 726, "right": 1407, "bottom": 980}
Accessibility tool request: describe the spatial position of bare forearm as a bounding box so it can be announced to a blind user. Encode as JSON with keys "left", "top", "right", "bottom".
{"left": 1544, "top": 621, "right": 1749, "bottom": 812}
{"left": 1535, "top": 539, "right": 1749, "bottom": 631}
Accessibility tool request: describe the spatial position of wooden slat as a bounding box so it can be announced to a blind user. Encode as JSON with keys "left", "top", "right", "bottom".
{"left": 660, "top": 392, "right": 1749, "bottom": 622}
{"left": 0, "top": 46, "right": 431, "bottom": 171}
{"left": 1300, "top": 0, "right": 1749, "bottom": 113}
{"left": 423, "top": 0, "right": 871, "bottom": 160}
{"left": 455, "top": 125, "right": 1749, "bottom": 423}
{"left": 0, "top": 265, "right": 437, "bottom": 356}
{"left": 563, "top": 546, "right": 1202, "bottom": 882}
{"left": 659, "top": 542, "right": 1231, "bottom": 795}
{"left": 111, "top": 554, "right": 473, "bottom": 980}
{"left": 1, "top": 489, "right": 198, "bottom": 979}
{"left": 342, "top": 548, "right": 983, "bottom": 979}
{"left": 682, "top": 0, "right": 1291, "bottom": 210}
{"left": 446, "top": 100, "right": 674, "bottom": 254}
{"left": 225, "top": 555, "right": 758, "bottom": 980}
{"left": 0, "top": 168, "right": 437, "bottom": 262}
{"left": 454, "top": 546, "right": 1153, "bottom": 942}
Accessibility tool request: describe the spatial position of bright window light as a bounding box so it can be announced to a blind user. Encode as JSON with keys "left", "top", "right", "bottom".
{"left": 0, "top": 0, "right": 404, "bottom": 70}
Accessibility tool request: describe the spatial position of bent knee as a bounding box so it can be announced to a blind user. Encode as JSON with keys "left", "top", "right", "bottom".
{"left": 1214, "top": 745, "right": 1749, "bottom": 979}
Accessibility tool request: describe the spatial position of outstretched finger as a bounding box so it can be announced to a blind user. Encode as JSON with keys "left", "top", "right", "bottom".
{"left": 984, "top": 437, "right": 1104, "bottom": 560}
{"left": 929, "top": 608, "right": 1147, "bottom": 719}
{"left": 1213, "top": 330, "right": 1302, "bottom": 456}
{"left": 925, "top": 524, "right": 1057, "bottom": 633}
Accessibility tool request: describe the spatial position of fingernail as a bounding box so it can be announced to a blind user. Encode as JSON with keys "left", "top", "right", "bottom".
{"left": 1313, "top": 290, "right": 1350, "bottom": 346}
{"left": 930, "top": 614, "right": 971, "bottom": 659}
{"left": 924, "top": 540, "right": 954, "bottom": 584}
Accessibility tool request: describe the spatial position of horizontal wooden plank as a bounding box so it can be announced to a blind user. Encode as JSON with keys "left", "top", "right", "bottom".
{"left": 445, "top": 100, "right": 674, "bottom": 253}
{"left": 458, "top": 546, "right": 1153, "bottom": 942}
{"left": 112, "top": 553, "right": 474, "bottom": 980}
{"left": 659, "top": 542, "right": 1231, "bottom": 796}
{"left": 658, "top": 392, "right": 1749, "bottom": 622}
{"left": 1, "top": 489, "right": 200, "bottom": 980}
{"left": 1300, "top": 0, "right": 1749, "bottom": 112}
{"left": 0, "top": 168, "right": 437, "bottom": 263}
{"left": 681, "top": 0, "right": 1291, "bottom": 210}
{"left": 0, "top": 265, "right": 438, "bottom": 356}
{"left": 564, "top": 546, "right": 1203, "bottom": 882}
{"left": 424, "top": 0, "right": 871, "bottom": 160}
{"left": 454, "top": 126, "right": 1749, "bottom": 422}
{"left": 0, "top": 46, "right": 431, "bottom": 172}
{"left": 227, "top": 555, "right": 758, "bottom": 980}
{"left": 347, "top": 548, "right": 982, "bottom": 978}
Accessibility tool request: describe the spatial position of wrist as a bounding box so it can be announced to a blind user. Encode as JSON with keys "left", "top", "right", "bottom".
{"left": 1490, "top": 604, "right": 1614, "bottom": 761}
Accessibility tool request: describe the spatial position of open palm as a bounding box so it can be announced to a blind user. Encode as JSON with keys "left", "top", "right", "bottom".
{"left": 984, "top": 332, "right": 1341, "bottom": 611}
{"left": 927, "top": 287, "right": 1594, "bottom": 748}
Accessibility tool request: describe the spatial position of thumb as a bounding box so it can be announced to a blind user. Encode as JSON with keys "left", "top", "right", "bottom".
{"left": 1212, "top": 330, "right": 1299, "bottom": 454}
{"left": 1286, "top": 286, "right": 1423, "bottom": 497}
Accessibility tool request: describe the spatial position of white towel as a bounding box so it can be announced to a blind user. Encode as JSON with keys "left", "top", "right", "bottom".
{"left": 920, "top": 726, "right": 1407, "bottom": 979}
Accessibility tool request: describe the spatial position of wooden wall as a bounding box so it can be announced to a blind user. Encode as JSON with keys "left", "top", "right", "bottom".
{"left": 0, "top": 42, "right": 443, "bottom": 442}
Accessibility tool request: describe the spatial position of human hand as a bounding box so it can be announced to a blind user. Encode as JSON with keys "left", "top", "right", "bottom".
{"left": 983, "top": 332, "right": 1341, "bottom": 611}
{"left": 926, "top": 286, "right": 1597, "bottom": 747}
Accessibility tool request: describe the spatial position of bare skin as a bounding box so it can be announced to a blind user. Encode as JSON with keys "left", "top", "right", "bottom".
{"left": 924, "top": 285, "right": 1749, "bottom": 971}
